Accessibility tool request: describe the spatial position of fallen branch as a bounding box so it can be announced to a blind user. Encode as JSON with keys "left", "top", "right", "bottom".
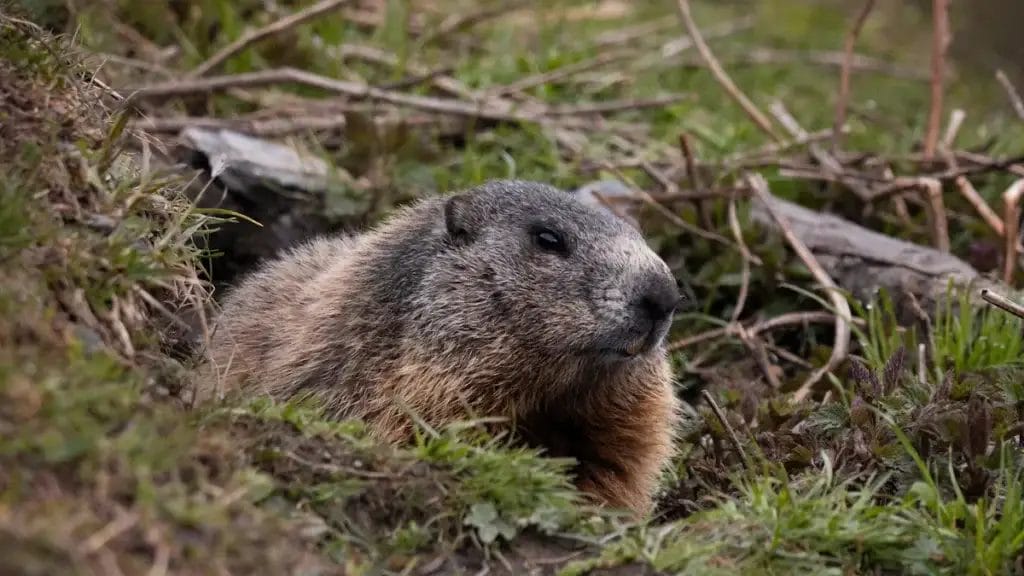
{"left": 673, "top": 0, "right": 781, "bottom": 141}
{"left": 981, "top": 288, "right": 1024, "bottom": 320}
{"left": 125, "top": 67, "right": 687, "bottom": 125}
{"left": 189, "top": 0, "right": 354, "bottom": 78}
{"left": 748, "top": 186, "right": 1001, "bottom": 315}
{"left": 747, "top": 173, "right": 850, "bottom": 404}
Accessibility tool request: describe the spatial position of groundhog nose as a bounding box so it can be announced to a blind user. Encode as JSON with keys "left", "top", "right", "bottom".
{"left": 635, "top": 274, "right": 682, "bottom": 324}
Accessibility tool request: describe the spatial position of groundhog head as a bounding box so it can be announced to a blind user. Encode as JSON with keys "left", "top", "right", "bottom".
{"left": 420, "top": 179, "right": 682, "bottom": 372}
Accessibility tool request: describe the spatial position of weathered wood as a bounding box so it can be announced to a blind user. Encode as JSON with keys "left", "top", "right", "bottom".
{"left": 748, "top": 192, "right": 1000, "bottom": 315}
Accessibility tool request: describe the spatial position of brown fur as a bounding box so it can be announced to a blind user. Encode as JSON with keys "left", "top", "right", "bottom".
{"left": 195, "top": 180, "right": 682, "bottom": 515}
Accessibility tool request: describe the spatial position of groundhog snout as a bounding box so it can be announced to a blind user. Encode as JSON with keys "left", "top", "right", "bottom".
{"left": 624, "top": 271, "right": 681, "bottom": 353}
{"left": 633, "top": 274, "right": 680, "bottom": 324}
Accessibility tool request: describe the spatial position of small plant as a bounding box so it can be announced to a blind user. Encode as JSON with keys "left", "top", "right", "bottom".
{"left": 933, "top": 286, "right": 1024, "bottom": 379}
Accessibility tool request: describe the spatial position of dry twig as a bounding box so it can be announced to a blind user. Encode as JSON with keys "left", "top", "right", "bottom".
{"left": 981, "top": 288, "right": 1024, "bottom": 320}
{"left": 126, "top": 67, "right": 684, "bottom": 125}
{"left": 700, "top": 389, "right": 752, "bottom": 468}
{"left": 673, "top": 0, "right": 781, "bottom": 141}
{"left": 189, "top": 0, "right": 354, "bottom": 78}
{"left": 833, "top": 0, "right": 875, "bottom": 150}
{"left": 770, "top": 100, "right": 872, "bottom": 202}
{"left": 599, "top": 163, "right": 733, "bottom": 247}
{"left": 668, "top": 311, "right": 842, "bottom": 351}
{"left": 996, "top": 70, "right": 1024, "bottom": 122}
{"left": 417, "top": 0, "right": 530, "bottom": 46}
{"left": 923, "top": 0, "right": 950, "bottom": 159}
{"left": 1001, "top": 180, "right": 1024, "bottom": 285}
{"left": 747, "top": 173, "right": 851, "bottom": 404}
{"left": 940, "top": 109, "right": 1005, "bottom": 237}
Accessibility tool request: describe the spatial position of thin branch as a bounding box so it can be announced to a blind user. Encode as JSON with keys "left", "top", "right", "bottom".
{"left": 490, "top": 49, "right": 634, "bottom": 97}
{"left": 940, "top": 110, "right": 1005, "bottom": 238}
{"left": 923, "top": 0, "right": 950, "bottom": 159}
{"left": 676, "top": 48, "right": 930, "bottom": 81}
{"left": 544, "top": 94, "right": 691, "bottom": 116}
{"left": 679, "top": 132, "right": 714, "bottom": 227}
{"left": 417, "top": 0, "right": 530, "bottom": 46}
{"left": 596, "top": 162, "right": 734, "bottom": 247}
{"left": 673, "top": 0, "right": 781, "bottom": 141}
{"left": 668, "top": 311, "right": 842, "bottom": 351}
{"left": 833, "top": 0, "right": 876, "bottom": 150}
{"left": 701, "top": 389, "right": 752, "bottom": 468}
{"left": 953, "top": 174, "right": 1004, "bottom": 238}
{"left": 996, "top": 70, "right": 1024, "bottom": 122}
{"left": 126, "top": 67, "right": 683, "bottom": 125}
{"left": 770, "top": 100, "right": 872, "bottom": 202}
{"left": 917, "top": 177, "right": 950, "bottom": 252}
{"left": 1001, "top": 180, "right": 1024, "bottom": 285}
{"left": 727, "top": 196, "right": 751, "bottom": 323}
{"left": 747, "top": 173, "right": 851, "bottom": 404}
{"left": 189, "top": 0, "right": 354, "bottom": 78}
{"left": 981, "top": 288, "right": 1024, "bottom": 320}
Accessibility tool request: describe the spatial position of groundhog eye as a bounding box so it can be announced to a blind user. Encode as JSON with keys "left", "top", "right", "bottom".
{"left": 533, "top": 228, "right": 567, "bottom": 254}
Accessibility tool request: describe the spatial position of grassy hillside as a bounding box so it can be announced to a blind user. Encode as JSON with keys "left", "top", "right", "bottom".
{"left": 2, "top": 1, "right": 1024, "bottom": 574}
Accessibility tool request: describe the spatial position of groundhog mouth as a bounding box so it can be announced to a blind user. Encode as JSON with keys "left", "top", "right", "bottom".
{"left": 595, "top": 333, "right": 655, "bottom": 361}
{"left": 624, "top": 336, "right": 646, "bottom": 357}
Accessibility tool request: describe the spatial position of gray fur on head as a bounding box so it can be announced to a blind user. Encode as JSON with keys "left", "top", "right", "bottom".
{"left": 418, "top": 179, "right": 681, "bottom": 367}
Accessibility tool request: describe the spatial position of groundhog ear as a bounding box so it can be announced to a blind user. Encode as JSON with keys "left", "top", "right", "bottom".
{"left": 443, "top": 193, "right": 476, "bottom": 246}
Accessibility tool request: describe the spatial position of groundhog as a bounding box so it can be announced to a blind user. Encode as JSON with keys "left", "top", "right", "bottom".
{"left": 195, "top": 179, "right": 683, "bottom": 515}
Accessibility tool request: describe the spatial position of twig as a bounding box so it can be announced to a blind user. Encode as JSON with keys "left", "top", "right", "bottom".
{"left": 679, "top": 132, "right": 713, "bottom": 227}
{"left": 952, "top": 173, "right": 1004, "bottom": 238}
{"left": 668, "top": 311, "right": 842, "bottom": 351}
{"left": 940, "top": 109, "right": 1005, "bottom": 237}
{"left": 916, "top": 177, "right": 950, "bottom": 252}
{"left": 747, "top": 173, "right": 851, "bottom": 404}
{"left": 942, "top": 108, "right": 966, "bottom": 148}
{"left": 996, "top": 70, "right": 1024, "bottom": 122}
{"left": 833, "top": 0, "right": 876, "bottom": 150}
{"left": 676, "top": 48, "right": 929, "bottom": 81}
{"left": 981, "top": 288, "right": 1024, "bottom": 320}
{"left": 1001, "top": 180, "right": 1024, "bottom": 285}
{"left": 80, "top": 510, "right": 139, "bottom": 554}
{"left": 917, "top": 343, "right": 928, "bottom": 385}
{"left": 722, "top": 128, "right": 843, "bottom": 168}
{"left": 599, "top": 163, "right": 734, "bottom": 247}
{"left": 923, "top": 0, "right": 950, "bottom": 159}
{"left": 770, "top": 100, "right": 872, "bottom": 201}
{"left": 700, "top": 389, "right": 751, "bottom": 468}
{"left": 417, "top": 0, "right": 529, "bottom": 46}
{"left": 544, "top": 94, "right": 691, "bottom": 116}
{"left": 740, "top": 329, "right": 782, "bottom": 390}
{"left": 131, "top": 114, "right": 350, "bottom": 136}
{"left": 189, "top": 0, "right": 354, "bottom": 78}
{"left": 490, "top": 49, "right": 634, "bottom": 97}
{"left": 378, "top": 65, "right": 456, "bottom": 90}
{"left": 673, "top": 0, "right": 781, "bottom": 141}
{"left": 727, "top": 196, "right": 751, "bottom": 323}
{"left": 649, "top": 186, "right": 749, "bottom": 203}
{"left": 127, "top": 67, "right": 685, "bottom": 124}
